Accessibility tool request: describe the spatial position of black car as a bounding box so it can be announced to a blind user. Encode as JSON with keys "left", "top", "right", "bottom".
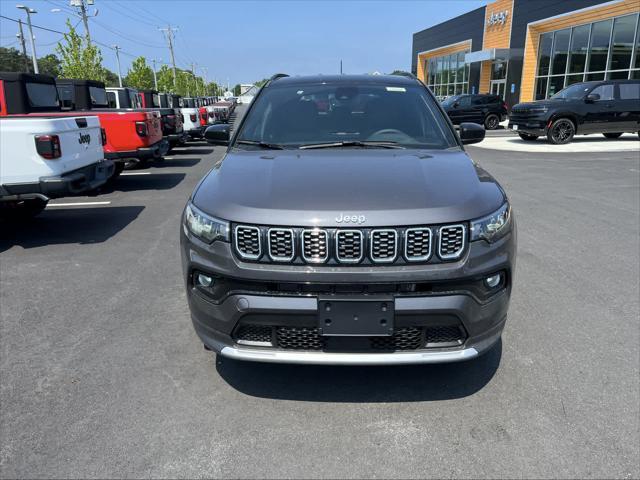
{"left": 181, "top": 73, "right": 516, "bottom": 366}
{"left": 442, "top": 94, "right": 508, "bottom": 130}
{"left": 509, "top": 80, "right": 640, "bottom": 144}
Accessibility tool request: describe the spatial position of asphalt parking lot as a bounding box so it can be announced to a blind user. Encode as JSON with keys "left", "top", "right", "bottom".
{"left": 1, "top": 106, "right": 639, "bottom": 479}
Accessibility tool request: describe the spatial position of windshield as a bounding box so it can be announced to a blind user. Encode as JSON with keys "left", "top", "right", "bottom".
{"left": 129, "top": 90, "right": 141, "bottom": 108}
{"left": 89, "top": 86, "right": 108, "bottom": 106}
{"left": 441, "top": 95, "right": 461, "bottom": 106}
{"left": 26, "top": 82, "right": 59, "bottom": 108}
{"left": 550, "top": 83, "right": 591, "bottom": 100}
{"left": 236, "top": 82, "right": 457, "bottom": 149}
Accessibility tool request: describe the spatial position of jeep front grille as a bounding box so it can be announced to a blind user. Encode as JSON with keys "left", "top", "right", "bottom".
{"left": 404, "top": 228, "right": 432, "bottom": 261}
{"left": 268, "top": 228, "right": 294, "bottom": 261}
{"left": 233, "top": 223, "right": 468, "bottom": 265}
{"left": 335, "top": 230, "right": 363, "bottom": 263}
{"left": 438, "top": 225, "right": 466, "bottom": 260}
{"left": 235, "top": 226, "right": 261, "bottom": 259}
{"left": 302, "top": 229, "right": 329, "bottom": 263}
{"left": 370, "top": 229, "right": 398, "bottom": 262}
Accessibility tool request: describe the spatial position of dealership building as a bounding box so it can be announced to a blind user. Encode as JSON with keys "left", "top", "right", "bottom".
{"left": 412, "top": 0, "right": 640, "bottom": 105}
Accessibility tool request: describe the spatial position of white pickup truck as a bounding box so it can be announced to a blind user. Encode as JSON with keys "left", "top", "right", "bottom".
{"left": 0, "top": 115, "right": 114, "bottom": 218}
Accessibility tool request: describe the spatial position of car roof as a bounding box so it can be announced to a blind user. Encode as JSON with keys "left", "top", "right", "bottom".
{"left": 270, "top": 74, "right": 418, "bottom": 87}
{"left": 57, "top": 78, "right": 105, "bottom": 88}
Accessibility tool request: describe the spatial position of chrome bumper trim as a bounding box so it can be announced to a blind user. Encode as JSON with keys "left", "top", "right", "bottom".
{"left": 219, "top": 345, "right": 479, "bottom": 365}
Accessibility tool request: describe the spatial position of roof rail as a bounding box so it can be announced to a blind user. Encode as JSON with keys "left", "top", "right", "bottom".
{"left": 265, "top": 73, "right": 289, "bottom": 87}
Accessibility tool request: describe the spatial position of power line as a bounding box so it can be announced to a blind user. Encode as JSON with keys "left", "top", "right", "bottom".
{"left": 101, "top": 1, "right": 161, "bottom": 29}
{"left": 91, "top": 18, "right": 165, "bottom": 48}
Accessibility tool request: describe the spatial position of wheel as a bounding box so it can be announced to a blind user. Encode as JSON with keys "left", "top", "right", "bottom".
{"left": 484, "top": 113, "right": 500, "bottom": 130}
{"left": 0, "top": 198, "right": 48, "bottom": 221}
{"left": 603, "top": 132, "right": 623, "bottom": 139}
{"left": 111, "top": 162, "right": 125, "bottom": 179}
{"left": 547, "top": 118, "right": 575, "bottom": 144}
{"left": 518, "top": 132, "right": 539, "bottom": 141}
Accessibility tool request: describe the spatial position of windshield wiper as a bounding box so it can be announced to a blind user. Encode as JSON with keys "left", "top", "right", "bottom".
{"left": 298, "top": 140, "right": 405, "bottom": 150}
{"left": 235, "top": 140, "right": 285, "bottom": 150}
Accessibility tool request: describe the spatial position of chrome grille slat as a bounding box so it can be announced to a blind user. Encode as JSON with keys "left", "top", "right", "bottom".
{"left": 267, "top": 228, "right": 295, "bottom": 261}
{"left": 370, "top": 229, "right": 398, "bottom": 263}
{"left": 405, "top": 227, "right": 432, "bottom": 261}
{"left": 335, "top": 229, "right": 364, "bottom": 263}
{"left": 302, "top": 229, "right": 329, "bottom": 263}
{"left": 438, "top": 224, "right": 466, "bottom": 260}
{"left": 235, "top": 225, "right": 261, "bottom": 259}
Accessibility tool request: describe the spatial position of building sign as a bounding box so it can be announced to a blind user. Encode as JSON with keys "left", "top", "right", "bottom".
{"left": 487, "top": 10, "right": 509, "bottom": 26}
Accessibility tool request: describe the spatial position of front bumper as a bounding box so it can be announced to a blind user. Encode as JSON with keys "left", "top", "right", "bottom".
{"left": 105, "top": 139, "right": 169, "bottom": 161}
{"left": 508, "top": 115, "right": 548, "bottom": 135}
{"left": 181, "top": 225, "right": 516, "bottom": 365}
{"left": 187, "top": 127, "right": 205, "bottom": 138}
{"left": 0, "top": 159, "right": 114, "bottom": 200}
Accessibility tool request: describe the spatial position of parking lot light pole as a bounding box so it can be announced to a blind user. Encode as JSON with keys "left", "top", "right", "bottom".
{"left": 113, "top": 45, "right": 122, "bottom": 87}
{"left": 16, "top": 5, "right": 38, "bottom": 74}
{"left": 152, "top": 59, "right": 159, "bottom": 90}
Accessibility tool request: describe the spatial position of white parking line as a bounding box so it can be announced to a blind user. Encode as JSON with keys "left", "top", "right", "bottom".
{"left": 120, "top": 172, "right": 151, "bottom": 176}
{"left": 47, "top": 201, "right": 111, "bottom": 207}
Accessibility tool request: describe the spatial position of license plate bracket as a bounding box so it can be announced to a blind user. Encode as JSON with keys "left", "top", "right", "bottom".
{"left": 318, "top": 296, "right": 394, "bottom": 337}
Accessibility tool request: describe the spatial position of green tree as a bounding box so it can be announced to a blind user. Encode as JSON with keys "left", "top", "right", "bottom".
{"left": 0, "top": 47, "right": 30, "bottom": 72}
{"left": 156, "top": 64, "right": 175, "bottom": 93}
{"left": 390, "top": 70, "right": 411, "bottom": 76}
{"left": 38, "top": 54, "right": 61, "bottom": 77}
{"left": 56, "top": 20, "right": 105, "bottom": 82}
{"left": 233, "top": 84, "right": 241, "bottom": 96}
{"left": 102, "top": 68, "right": 121, "bottom": 87}
{"left": 255, "top": 78, "right": 269, "bottom": 87}
{"left": 124, "top": 56, "right": 154, "bottom": 90}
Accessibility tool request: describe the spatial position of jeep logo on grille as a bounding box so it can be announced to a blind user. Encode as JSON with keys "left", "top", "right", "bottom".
{"left": 335, "top": 213, "right": 366, "bottom": 224}
{"left": 78, "top": 133, "right": 91, "bottom": 145}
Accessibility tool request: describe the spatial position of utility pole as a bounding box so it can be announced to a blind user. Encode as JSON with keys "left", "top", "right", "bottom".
{"left": 152, "top": 59, "right": 159, "bottom": 90}
{"left": 16, "top": 20, "right": 30, "bottom": 72}
{"left": 70, "top": 0, "right": 95, "bottom": 44}
{"left": 201, "top": 67, "right": 208, "bottom": 95}
{"left": 159, "top": 25, "right": 178, "bottom": 87}
{"left": 191, "top": 63, "right": 198, "bottom": 96}
{"left": 113, "top": 45, "right": 123, "bottom": 87}
{"left": 16, "top": 5, "right": 38, "bottom": 74}
{"left": 340, "top": 59, "right": 343, "bottom": 75}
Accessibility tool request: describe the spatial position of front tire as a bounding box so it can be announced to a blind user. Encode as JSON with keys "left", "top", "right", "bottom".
{"left": 603, "top": 132, "right": 623, "bottom": 139}
{"left": 547, "top": 118, "right": 575, "bottom": 144}
{"left": 518, "top": 132, "right": 539, "bottom": 141}
{"left": 484, "top": 113, "right": 500, "bottom": 130}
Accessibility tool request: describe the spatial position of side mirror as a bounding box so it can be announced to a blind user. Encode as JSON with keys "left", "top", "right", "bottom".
{"left": 585, "top": 93, "right": 600, "bottom": 103}
{"left": 204, "top": 124, "right": 230, "bottom": 145}
{"left": 453, "top": 102, "right": 460, "bottom": 108}
{"left": 458, "top": 122, "right": 485, "bottom": 145}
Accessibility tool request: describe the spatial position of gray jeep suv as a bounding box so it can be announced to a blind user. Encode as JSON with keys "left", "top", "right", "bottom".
{"left": 180, "top": 73, "right": 516, "bottom": 365}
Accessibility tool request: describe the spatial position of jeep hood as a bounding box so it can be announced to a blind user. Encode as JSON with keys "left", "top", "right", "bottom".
{"left": 192, "top": 149, "right": 505, "bottom": 227}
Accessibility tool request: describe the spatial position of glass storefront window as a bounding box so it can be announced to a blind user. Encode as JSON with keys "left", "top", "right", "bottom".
{"left": 551, "top": 28, "right": 571, "bottom": 75}
{"left": 587, "top": 19, "right": 613, "bottom": 73}
{"left": 568, "top": 24, "right": 590, "bottom": 74}
{"left": 609, "top": 14, "right": 637, "bottom": 71}
{"left": 538, "top": 32, "right": 553, "bottom": 76}
{"left": 535, "top": 13, "right": 639, "bottom": 99}
{"left": 491, "top": 61, "right": 507, "bottom": 80}
{"left": 424, "top": 50, "right": 470, "bottom": 100}
{"left": 535, "top": 77, "right": 548, "bottom": 100}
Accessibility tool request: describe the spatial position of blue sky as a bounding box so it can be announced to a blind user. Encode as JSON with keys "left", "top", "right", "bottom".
{"left": 1, "top": 0, "right": 487, "bottom": 86}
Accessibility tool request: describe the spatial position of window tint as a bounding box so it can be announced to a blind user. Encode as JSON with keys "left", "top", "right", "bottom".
{"left": 619, "top": 82, "right": 640, "bottom": 100}
{"left": 89, "top": 86, "right": 107, "bottom": 106}
{"left": 538, "top": 32, "right": 553, "bottom": 76}
{"left": 568, "top": 24, "right": 590, "bottom": 74}
{"left": 26, "top": 82, "right": 59, "bottom": 108}
{"left": 551, "top": 29, "right": 571, "bottom": 75}
{"left": 107, "top": 91, "right": 117, "bottom": 108}
{"left": 590, "top": 84, "right": 614, "bottom": 100}
{"left": 236, "top": 83, "right": 458, "bottom": 149}
{"left": 609, "top": 14, "right": 636, "bottom": 71}
{"left": 458, "top": 96, "right": 471, "bottom": 108}
{"left": 588, "top": 19, "right": 613, "bottom": 72}
{"left": 471, "top": 96, "right": 485, "bottom": 105}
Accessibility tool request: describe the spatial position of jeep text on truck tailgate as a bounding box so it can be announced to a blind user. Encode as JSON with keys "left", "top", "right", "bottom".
{"left": 181, "top": 73, "right": 517, "bottom": 365}
{"left": 56, "top": 79, "right": 166, "bottom": 173}
{"left": 0, "top": 75, "right": 113, "bottom": 217}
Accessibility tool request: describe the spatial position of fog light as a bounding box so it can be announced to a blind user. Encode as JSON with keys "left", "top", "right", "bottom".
{"left": 196, "top": 273, "right": 213, "bottom": 287}
{"left": 485, "top": 273, "right": 502, "bottom": 288}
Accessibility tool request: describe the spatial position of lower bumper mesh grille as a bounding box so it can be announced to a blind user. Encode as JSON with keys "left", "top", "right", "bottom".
{"left": 234, "top": 323, "right": 466, "bottom": 351}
